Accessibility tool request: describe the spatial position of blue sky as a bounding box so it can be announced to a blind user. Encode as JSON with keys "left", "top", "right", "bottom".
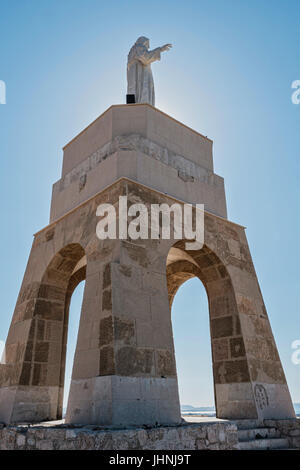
{"left": 0, "top": 0, "right": 299, "bottom": 408}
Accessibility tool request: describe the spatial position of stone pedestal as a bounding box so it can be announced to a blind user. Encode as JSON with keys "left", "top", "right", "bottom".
{"left": 0, "top": 104, "right": 295, "bottom": 425}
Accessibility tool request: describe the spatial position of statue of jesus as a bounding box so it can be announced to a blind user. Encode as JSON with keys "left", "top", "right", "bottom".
{"left": 127, "top": 37, "right": 172, "bottom": 106}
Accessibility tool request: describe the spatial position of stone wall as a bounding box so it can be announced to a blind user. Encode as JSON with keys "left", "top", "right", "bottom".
{"left": 264, "top": 419, "right": 300, "bottom": 449}
{"left": 0, "top": 422, "right": 238, "bottom": 450}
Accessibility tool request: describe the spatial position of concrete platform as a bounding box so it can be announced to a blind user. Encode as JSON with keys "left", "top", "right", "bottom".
{"left": 183, "top": 416, "right": 228, "bottom": 424}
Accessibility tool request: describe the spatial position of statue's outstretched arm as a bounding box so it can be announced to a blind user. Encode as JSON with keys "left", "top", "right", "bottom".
{"left": 139, "top": 44, "right": 172, "bottom": 65}
{"left": 160, "top": 43, "right": 172, "bottom": 53}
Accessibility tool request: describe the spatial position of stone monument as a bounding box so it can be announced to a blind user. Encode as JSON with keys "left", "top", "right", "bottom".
{"left": 0, "top": 39, "right": 295, "bottom": 427}
{"left": 127, "top": 36, "right": 172, "bottom": 105}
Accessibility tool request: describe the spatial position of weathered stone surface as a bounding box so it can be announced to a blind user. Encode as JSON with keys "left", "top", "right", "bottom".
{"left": 212, "top": 338, "right": 229, "bottom": 361}
{"left": 214, "top": 360, "right": 250, "bottom": 384}
{"left": 102, "top": 290, "right": 112, "bottom": 311}
{"left": 156, "top": 350, "right": 176, "bottom": 377}
{"left": 0, "top": 421, "right": 240, "bottom": 450}
{"left": 34, "top": 342, "right": 49, "bottom": 363}
{"left": 34, "top": 299, "right": 64, "bottom": 321}
{"left": 99, "top": 346, "right": 115, "bottom": 376}
{"left": 116, "top": 347, "right": 154, "bottom": 376}
{"left": 19, "top": 363, "right": 31, "bottom": 386}
{"left": 114, "top": 317, "right": 135, "bottom": 345}
{"left": 102, "top": 264, "right": 111, "bottom": 289}
{"left": 211, "top": 316, "right": 233, "bottom": 339}
{"left": 230, "top": 337, "right": 246, "bottom": 359}
{"left": 264, "top": 418, "right": 300, "bottom": 448}
{"left": 99, "top": 316, "right": 113, "bottom": 346}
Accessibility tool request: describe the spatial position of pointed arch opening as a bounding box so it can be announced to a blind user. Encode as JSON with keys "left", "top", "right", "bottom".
{"left": 166, "top": 241, "right": 249, "bottom": 419}
{"left": 171, "top": 277, "right": 215, "bottom": 416}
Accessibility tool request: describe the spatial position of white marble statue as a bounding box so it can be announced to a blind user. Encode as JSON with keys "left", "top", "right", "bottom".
{"left": 127, "top": 37, "right": 172, "bottom": 106}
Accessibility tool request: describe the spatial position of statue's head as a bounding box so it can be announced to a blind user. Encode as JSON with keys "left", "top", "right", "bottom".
{"left": 135, "top": 36, "right": 150, "bottom": 49}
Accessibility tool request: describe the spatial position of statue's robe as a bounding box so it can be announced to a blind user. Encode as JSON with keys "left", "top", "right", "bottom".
{"left": 127, "top": 45, "right": 161, "bottom": 106}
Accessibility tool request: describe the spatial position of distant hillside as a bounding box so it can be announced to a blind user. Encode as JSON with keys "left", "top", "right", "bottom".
{"left": 181, "top": 405, "right": 215, "bottom": 412}
{"left": 181, "top": 404, "right": 300, "bottom": 416}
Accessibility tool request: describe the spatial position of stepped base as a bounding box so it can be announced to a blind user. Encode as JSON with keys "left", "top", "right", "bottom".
{"left": 234, "top": 419, "right": 299, "bottom": 450}
{"left": 0, "top": 417, "right": 299, "bottom": 450}
{"left": 239, "top": 437, "right": 289, "bottom": 450}
{"left": 0, "top": 420, "right": 238, "bottom": 450}
{"left": 238, "top": 426, "right": 280, "bottom": 441}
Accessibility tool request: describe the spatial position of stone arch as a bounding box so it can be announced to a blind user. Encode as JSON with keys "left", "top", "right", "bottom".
{"left": 166, "top": 241, "right": 252, "bottom": 419}
{"left": 57, "top": 257, "right": 86, "bottom": 418}
{"left": 21, "top": 243, "right": 87, "bottom": 420}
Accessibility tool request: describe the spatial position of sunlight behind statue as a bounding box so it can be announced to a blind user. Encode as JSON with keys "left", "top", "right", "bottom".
{"left": 127, "top": 37, "right": 172, "bottom": 106}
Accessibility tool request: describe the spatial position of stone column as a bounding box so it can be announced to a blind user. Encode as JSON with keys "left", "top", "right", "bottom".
{"left": 227, "top": 230, "right": 295, "bottom": 421}
{"left": 66, "top": 239, "right": 181, "bottom": 426}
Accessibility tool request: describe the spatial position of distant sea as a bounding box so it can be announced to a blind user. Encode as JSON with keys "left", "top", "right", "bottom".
{"left": 181, "top": 404, "right": 300, "bottom": 418}
{"left": 181, "top": 405, "right": 216, "bottom": 417}
{"left": 62, "top": 404, "right": 300, "bottom": 419}
{"left": 294, "top": 403, "right": 300, "bottom": 417}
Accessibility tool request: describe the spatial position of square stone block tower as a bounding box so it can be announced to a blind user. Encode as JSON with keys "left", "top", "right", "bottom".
{"left": 0, "top": 104, "right": 295, "bottom": 425}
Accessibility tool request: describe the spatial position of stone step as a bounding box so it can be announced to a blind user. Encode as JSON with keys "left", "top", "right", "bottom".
{"left": 232, "top": 419, "right": 261, "bottom": 430}
{"left": 239, "top": 438, "right": 289, "bottom": 450}
{"left": 238, "top": 427, "right": 280, "bottom": 442}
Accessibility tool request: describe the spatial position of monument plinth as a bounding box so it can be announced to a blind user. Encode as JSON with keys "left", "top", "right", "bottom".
{"left": 51, "top": 104, "right": 226, "bottom": 222}
{"left": 0, "top": 103, "right": 295, "bottom": 426}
